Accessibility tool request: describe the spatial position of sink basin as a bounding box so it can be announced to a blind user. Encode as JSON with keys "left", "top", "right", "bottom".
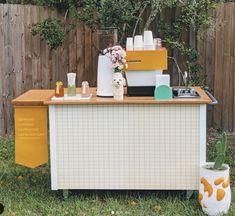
{"left": 173, "top": 87, "right": 200, "bottom": 99}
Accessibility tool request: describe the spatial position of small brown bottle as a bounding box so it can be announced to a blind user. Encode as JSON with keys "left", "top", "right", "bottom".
{"left": 55, "top": 81, "right": 64, "bottom": 97}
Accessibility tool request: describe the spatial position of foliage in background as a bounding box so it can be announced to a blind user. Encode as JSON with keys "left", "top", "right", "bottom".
{"left": 156, "top": 0, "right": 220, "bottom": 86}
{"left": 31, "top": 18, "right": 73, "bottom": 49}
{"left": 143, "top": 0, "right": 177, "bottom": 30}
{"left": 69, "top": 0, "right": 100, "bottom": 29}
{"left": 97, "top": 0, "right": 139, "bottom": 44}
{"left": 1, "top": 0, "right": 233, "bottom": 85}
{"left": 0, "top": 0, "right": 73, "bottom": 6}
{"left": 0, "top": 0, "right": 32, "bottom": 4}
{"left": 31, "top": 0, "right": 222, "bottom": 86}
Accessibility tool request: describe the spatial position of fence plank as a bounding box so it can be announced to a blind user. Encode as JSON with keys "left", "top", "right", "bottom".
{"left": 76, "top": 22, "right": 85, "bottom": 86}
{"left": 232, "top": 3, "right": 235, "bottom": 131}
{"left": 58, "top": 11, "right": 69, "bottom": 86}
{"left": 206, "top": 28, "right": 216, "bottom": 128}
{"left": 213, "top": 4, "right": 224, "bottom": 129}
{"left": 84, "top": 26, "right": 92, "bottom": 84}
{"left": 12, "top": 5, "right": 24, "bottom": 97}
{"left": 50, "top": 8, "right": 59, "bottom": 88}
{"left": 31, "top": 6, "right": 41, "bottom": 89}
{"left": 198, "top": 33, "right": 206, "bottom": 83}
{"left": 68, "top": 19, "right": 77, "bottom": 74}
{"left": 221, "top": 4, "right": 230, "bottom": 131}
{"left": 226, "top": 4, "right": 233, "bottom": 132}
{"left": 39, "top": 7, "right": 51, "bottom": 88}
{"left": 92, "top": 31, "right": 98, "bottom": 87}
{"left": 0, "top": 5, "right": 5, "bottom": 135}
{"left": 3, "top": 4, "right": 14, "bottom": 135}
{"left": 206, "top": 10, "right": 216, "bottom": 90}
{"left": 24, "top": 5, "right": 33, "bottom": 90}
{"left": 21, "top": 6, "right": 26, "bottom": 93}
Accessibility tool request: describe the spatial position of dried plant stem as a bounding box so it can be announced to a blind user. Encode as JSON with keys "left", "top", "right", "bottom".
{"left": 132, "top": 4, "right": 147, "bottom": 37}
{"left": 64, "top": 9, "right": 69, "bottom": 22}
{"left": 144, "top": 6, "right": 159, "bottom": 30}
{"left": 168, "top": 56, "right": 185, "bottom": 86}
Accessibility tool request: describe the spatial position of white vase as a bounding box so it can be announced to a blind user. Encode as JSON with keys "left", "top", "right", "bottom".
{"left": 199, "top": 162, "right": 231, "bottom": 216}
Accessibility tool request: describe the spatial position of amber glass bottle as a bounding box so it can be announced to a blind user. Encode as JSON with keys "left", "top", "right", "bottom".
{"left": 55, "top": 81, "right": 64, "bottom": 97}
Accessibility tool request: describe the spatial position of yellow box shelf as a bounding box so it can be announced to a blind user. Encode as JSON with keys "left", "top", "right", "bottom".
{"left": 126, "top": 48, "right": 168, "bottom": 71}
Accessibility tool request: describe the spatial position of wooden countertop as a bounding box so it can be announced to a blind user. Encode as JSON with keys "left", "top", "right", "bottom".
{"left": 12, "top": 89, "right": 54, "bottom": 106}
{"left": 45, "top": 87, "right": 211, "bottom": 105}
{"left": 13, "top": 87, "right": 212, "bottom": 106}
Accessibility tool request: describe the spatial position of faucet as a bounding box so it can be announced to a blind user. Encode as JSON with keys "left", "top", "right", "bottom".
{"left": 168, "top": 56, "right": 188, "bottom": 88}
{"left": 183, "top": 71, "right": 188, "bottom": 89}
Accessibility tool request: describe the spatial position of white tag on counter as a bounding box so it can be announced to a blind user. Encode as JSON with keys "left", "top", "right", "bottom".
{"left": 51, "top": 94, "right": 92, "bottom": 101}
{"left": 155, "top": 74, "right": 170, "bottom": 89}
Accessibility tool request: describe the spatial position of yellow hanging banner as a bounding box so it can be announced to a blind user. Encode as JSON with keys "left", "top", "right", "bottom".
{"left": 14, "top": 106, "right": 48, "bottom": 168}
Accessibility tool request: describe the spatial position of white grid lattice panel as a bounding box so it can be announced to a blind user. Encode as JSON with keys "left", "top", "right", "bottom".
{"left": 54, "top": 104, "right": 200, "bottom": 189}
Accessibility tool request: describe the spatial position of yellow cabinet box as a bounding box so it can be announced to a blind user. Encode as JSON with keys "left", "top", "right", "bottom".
{"left": 126, "top": 48, "right": 168, "bottom": 71}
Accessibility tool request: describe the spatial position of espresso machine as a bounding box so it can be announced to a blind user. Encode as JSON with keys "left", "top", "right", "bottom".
{"left": 125, "top": 48, "right": 168, "bottom": 96}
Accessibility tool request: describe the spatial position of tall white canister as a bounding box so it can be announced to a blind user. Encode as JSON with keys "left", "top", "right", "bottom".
{"left": 96, "top": 55, "right": 113, "bottom": 97}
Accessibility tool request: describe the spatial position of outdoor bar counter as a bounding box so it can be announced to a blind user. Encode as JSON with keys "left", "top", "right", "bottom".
{"left": 13, "top": 87, "right": 212, "bottom": 191}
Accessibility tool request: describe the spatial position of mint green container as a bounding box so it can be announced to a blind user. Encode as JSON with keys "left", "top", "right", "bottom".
{"left": 154, "top": 85, "right": 173, "bottom": 100}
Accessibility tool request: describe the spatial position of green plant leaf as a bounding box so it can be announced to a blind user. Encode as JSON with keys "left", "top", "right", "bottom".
{"left": 213, "top": 132, "right": 227, "bottom": 170}
{"left": 213, "top": 154, "right": 225, "bottom": 170}
{"left": 216, "top": 140, "right": 222, "bottom": 153}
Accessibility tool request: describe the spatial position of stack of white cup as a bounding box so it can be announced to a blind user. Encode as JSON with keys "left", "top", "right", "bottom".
{"left": 143, "top": 31, "right": 154, "bottom": 50}
{"left": 125, "top": 31, "right": 158, "bottom": 51}
{"left": 133, "top": 35, "right": 143, "bottom": 50}
{"left": 126, "top": 37, "right": 134, "bottom": 51}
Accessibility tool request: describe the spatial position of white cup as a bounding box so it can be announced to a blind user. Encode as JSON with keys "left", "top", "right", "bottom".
{"left": 144, "top": 30, "right": 153, "bottom": 46}
{"left": 126, "top": 37, "right": 133, "bottom": 51}
{"left": 134, "top": 35, "right": 143, "bottom": 50}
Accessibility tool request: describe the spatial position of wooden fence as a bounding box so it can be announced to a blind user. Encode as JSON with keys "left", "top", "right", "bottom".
{"left": 198, "top": 3, "right": 235, "bottom": 132}
{"left": 0, "top": 4, "right": 98, "bottom": 135}
{"left": 0, "top": 3, "right": 234, "bottom": 136}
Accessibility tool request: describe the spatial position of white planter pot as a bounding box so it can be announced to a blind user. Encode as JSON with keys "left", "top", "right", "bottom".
{"left": 199, "top": 162, "right": 231, "bottom": 216}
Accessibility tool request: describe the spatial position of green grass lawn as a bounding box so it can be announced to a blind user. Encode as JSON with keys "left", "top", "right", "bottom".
{"left": 0, "top": 129, "right": 234, "bottom": 216}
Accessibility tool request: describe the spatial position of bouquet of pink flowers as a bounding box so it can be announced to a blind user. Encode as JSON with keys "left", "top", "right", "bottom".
{"left": 103, "top": 45, "right": 128, "bottom": 73}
